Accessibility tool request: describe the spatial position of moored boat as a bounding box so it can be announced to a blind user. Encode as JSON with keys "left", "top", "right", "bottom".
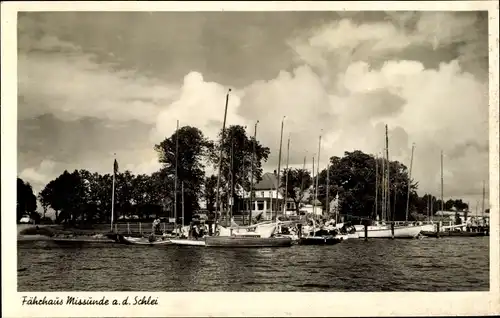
{"left": 345, "top": 232, "right": 359, "bottom": 239}
{"left": 169, "top": 238, "right": 206, "bottom": 246}
{"left": 51, "top": 237, "right": 116, "bottom": 243}
{"left": 421, "top": 230, "right": 487, "bottom": 238}
{"left": 298, "top": 235, "right": 344, "bottom": 245}
{"left": 205, "top": 236, "right": 292, "bottom": 248}
{"left": 116, "top": 234, "right": 172, "bottom": 245}
{"left": 218, "top": 221, "right": 277, "bottom": 238}
{"left": 356, "top": 224, "right": 425, "bottom": 239}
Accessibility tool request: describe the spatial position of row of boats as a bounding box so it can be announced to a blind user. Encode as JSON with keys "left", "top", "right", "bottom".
{"left": 111, "top": 217, "right": 487, "bottom": 248}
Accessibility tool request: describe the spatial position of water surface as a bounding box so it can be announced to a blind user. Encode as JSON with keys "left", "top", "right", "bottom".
{"left": 18, "top": 237, "right": 489, "bottom": 291}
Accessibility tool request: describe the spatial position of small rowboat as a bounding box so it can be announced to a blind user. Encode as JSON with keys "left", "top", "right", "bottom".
{"left": 117, "top": 234, "right": 172, "bottom": 246}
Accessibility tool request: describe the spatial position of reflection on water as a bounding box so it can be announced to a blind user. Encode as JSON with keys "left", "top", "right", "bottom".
{"left": 18, "top": 237, "right": 489, "bottom": 291}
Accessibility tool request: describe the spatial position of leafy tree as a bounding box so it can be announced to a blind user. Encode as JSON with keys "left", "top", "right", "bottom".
{"left": 114, "top": 170, "right": 135, "bottom": 218}
{"left": 203, "top": 175, "right": 218, "bottom": 213}
{"left": 17, "top": 178, "right": 37, "bottom": 222}
{"left": 209, "top": 125, "right": 270, "bottom": 216}
{"left": 131, "top": 170, "right": 171, "bottom": 219}
{"left": 279, "top": 168, "right": 312, "bottom": 215}
{"left": 315, "top": 151, "right": 416, "bottom": 222}
{"left": 154, "top": 126, "right": 212, "bottom": 223}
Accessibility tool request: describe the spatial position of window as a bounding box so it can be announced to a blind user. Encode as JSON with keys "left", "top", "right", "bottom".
{"left": 257, "top": 202, "right": 264, "bottom": 211}
{"left": 261, "top": 191, "right": 265, "bottom": 198}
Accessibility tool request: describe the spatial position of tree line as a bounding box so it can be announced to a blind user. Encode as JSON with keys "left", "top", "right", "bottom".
{"left": 17, "top": 124, "right": 473, "bottom": 224}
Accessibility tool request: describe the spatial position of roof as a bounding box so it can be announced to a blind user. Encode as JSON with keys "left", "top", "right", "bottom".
{"left": 254, "top": 172, "right": 278, "bottom": 190}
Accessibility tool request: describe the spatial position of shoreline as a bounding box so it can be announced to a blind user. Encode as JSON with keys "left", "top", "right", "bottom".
{"left": 17, "top": 224, "right": 119, "bottom": 243}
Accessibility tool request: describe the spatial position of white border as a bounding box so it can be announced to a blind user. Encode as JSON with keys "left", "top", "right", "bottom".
{"left": 2, "top": 1, "right": 499, "bottom": 317}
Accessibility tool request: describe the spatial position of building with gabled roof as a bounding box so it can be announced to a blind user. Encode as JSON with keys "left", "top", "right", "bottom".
{"left": 237, "top": 171, "right": 323, "bottom": 220}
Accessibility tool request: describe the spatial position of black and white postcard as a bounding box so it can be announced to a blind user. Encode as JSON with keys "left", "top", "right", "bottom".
{"left": 2, "top": 1, "right": 499, "bottom": 317}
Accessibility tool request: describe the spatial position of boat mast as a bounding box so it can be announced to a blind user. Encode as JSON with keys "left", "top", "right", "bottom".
{"left": 299, "top": 152, "right": 306, "bottom": 218}
{"left": 111, "top": 154, "right": 117, "bottom": 232}
{"left": 381, "top": 150, "right": 386, "bottom": 222}
{"left": 301, "top": 152, "right": 307, "bottom": 193}
{"left": 275, "top": 116, "right": 285, "bottom": 221}
{"left": 181, "top": 181, "right": 185, "bottom": 226}
{"left": 229, "top": 136, "right": 234, "bottom": 226}
{"left": 405, "top": 143, "right": 415, "bottom": 222}
{"left": 314, "top": 131, "right": 322, "bottom": 216}
{"left": 440, "top": 150, "right": 444, "bottom": 212}
{"left": 215, "top": 89, "right": 231, "bottom": 226}
{"left": 312, "top": 155, "right": 315, "bottom": 216}
{"left": 481, "top": 180, "right": 485, "bottom": 218}
{"left": 326, "top": 162, "right": 330, "bottom": 217}
{"left": 430, "top": 196, "right": 434, "bottom": 221}
{"left": 375, "top": 154, "right": 378, "bottom": 220}
{"left": 284, "top": 134, "right": 291, "bottom": 215}
{"left": 385, "top": 125, "right": 391, "bottom": 221}
{"left": 174, "top": 120, "right": 179, "bottom": 227}
{"left": 427, "top": 195, "right": 430, "bottom": 222}
{"left": 249, "top": 120, "right": 258, "bottom": 226}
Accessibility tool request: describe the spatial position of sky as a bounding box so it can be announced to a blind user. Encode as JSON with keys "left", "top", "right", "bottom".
{"left": 17, "top": 11, "right": 490, "bottom": 210}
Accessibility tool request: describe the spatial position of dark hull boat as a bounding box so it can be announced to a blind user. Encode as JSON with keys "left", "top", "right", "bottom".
{"left": 298, "top": 236, "right": 344, "bottom": 245}
{"left": 205, "top": 236, "right": 292, "bottom": 248}
{"left": 421, "top": 231, "right": 487, "bottom": 238}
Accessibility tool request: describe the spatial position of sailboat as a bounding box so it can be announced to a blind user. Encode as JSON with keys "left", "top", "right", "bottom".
{"left": 420, "top": 154, "right": 486, "bottom": 238}
{"left": 170, "top": 93, "right": 291, "bottom": 247}
{"left": 214, "top": 119, "right": 284, "bottom": 240}
{"left": 355, "top": 126, "right": 431, "bottom": 239}
{"left": 208, "top": 120, "right": 292, "bottom": 247}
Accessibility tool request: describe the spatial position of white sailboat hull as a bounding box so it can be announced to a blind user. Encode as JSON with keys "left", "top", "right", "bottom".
{"left": 218, "top": 222, "right": 277, "bottom": 238}
{"left": 356, "top": 225, "right": 426, "bottom": 238}
{"left": 346, "top": 232, "right": 359, "bottom": 239}
{"left": 420, "top": 224, "right": 435, "bottom": 232}
{"left": 170, "top": 239, "right": 206, "bottom": 246}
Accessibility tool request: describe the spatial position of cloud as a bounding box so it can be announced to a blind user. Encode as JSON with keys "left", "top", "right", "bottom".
{"left": 232, "top": 12, "right": 488, "bottom": 205}
{"left": 19, "top": 160, "right": 58, "bottom": 194}
{"left": 18, "top": 22, "right": 179, "bottom": 124}
{"left": 152, "top": 72, "right": 246, "bottom": 143}
{"left": 17, "top": 12, "right": 489, "bottom": 208}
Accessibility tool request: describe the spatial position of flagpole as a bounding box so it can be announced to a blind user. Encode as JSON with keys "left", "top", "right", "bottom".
{"left": 111, "top": 154, "right": 117, "bottom": 232}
